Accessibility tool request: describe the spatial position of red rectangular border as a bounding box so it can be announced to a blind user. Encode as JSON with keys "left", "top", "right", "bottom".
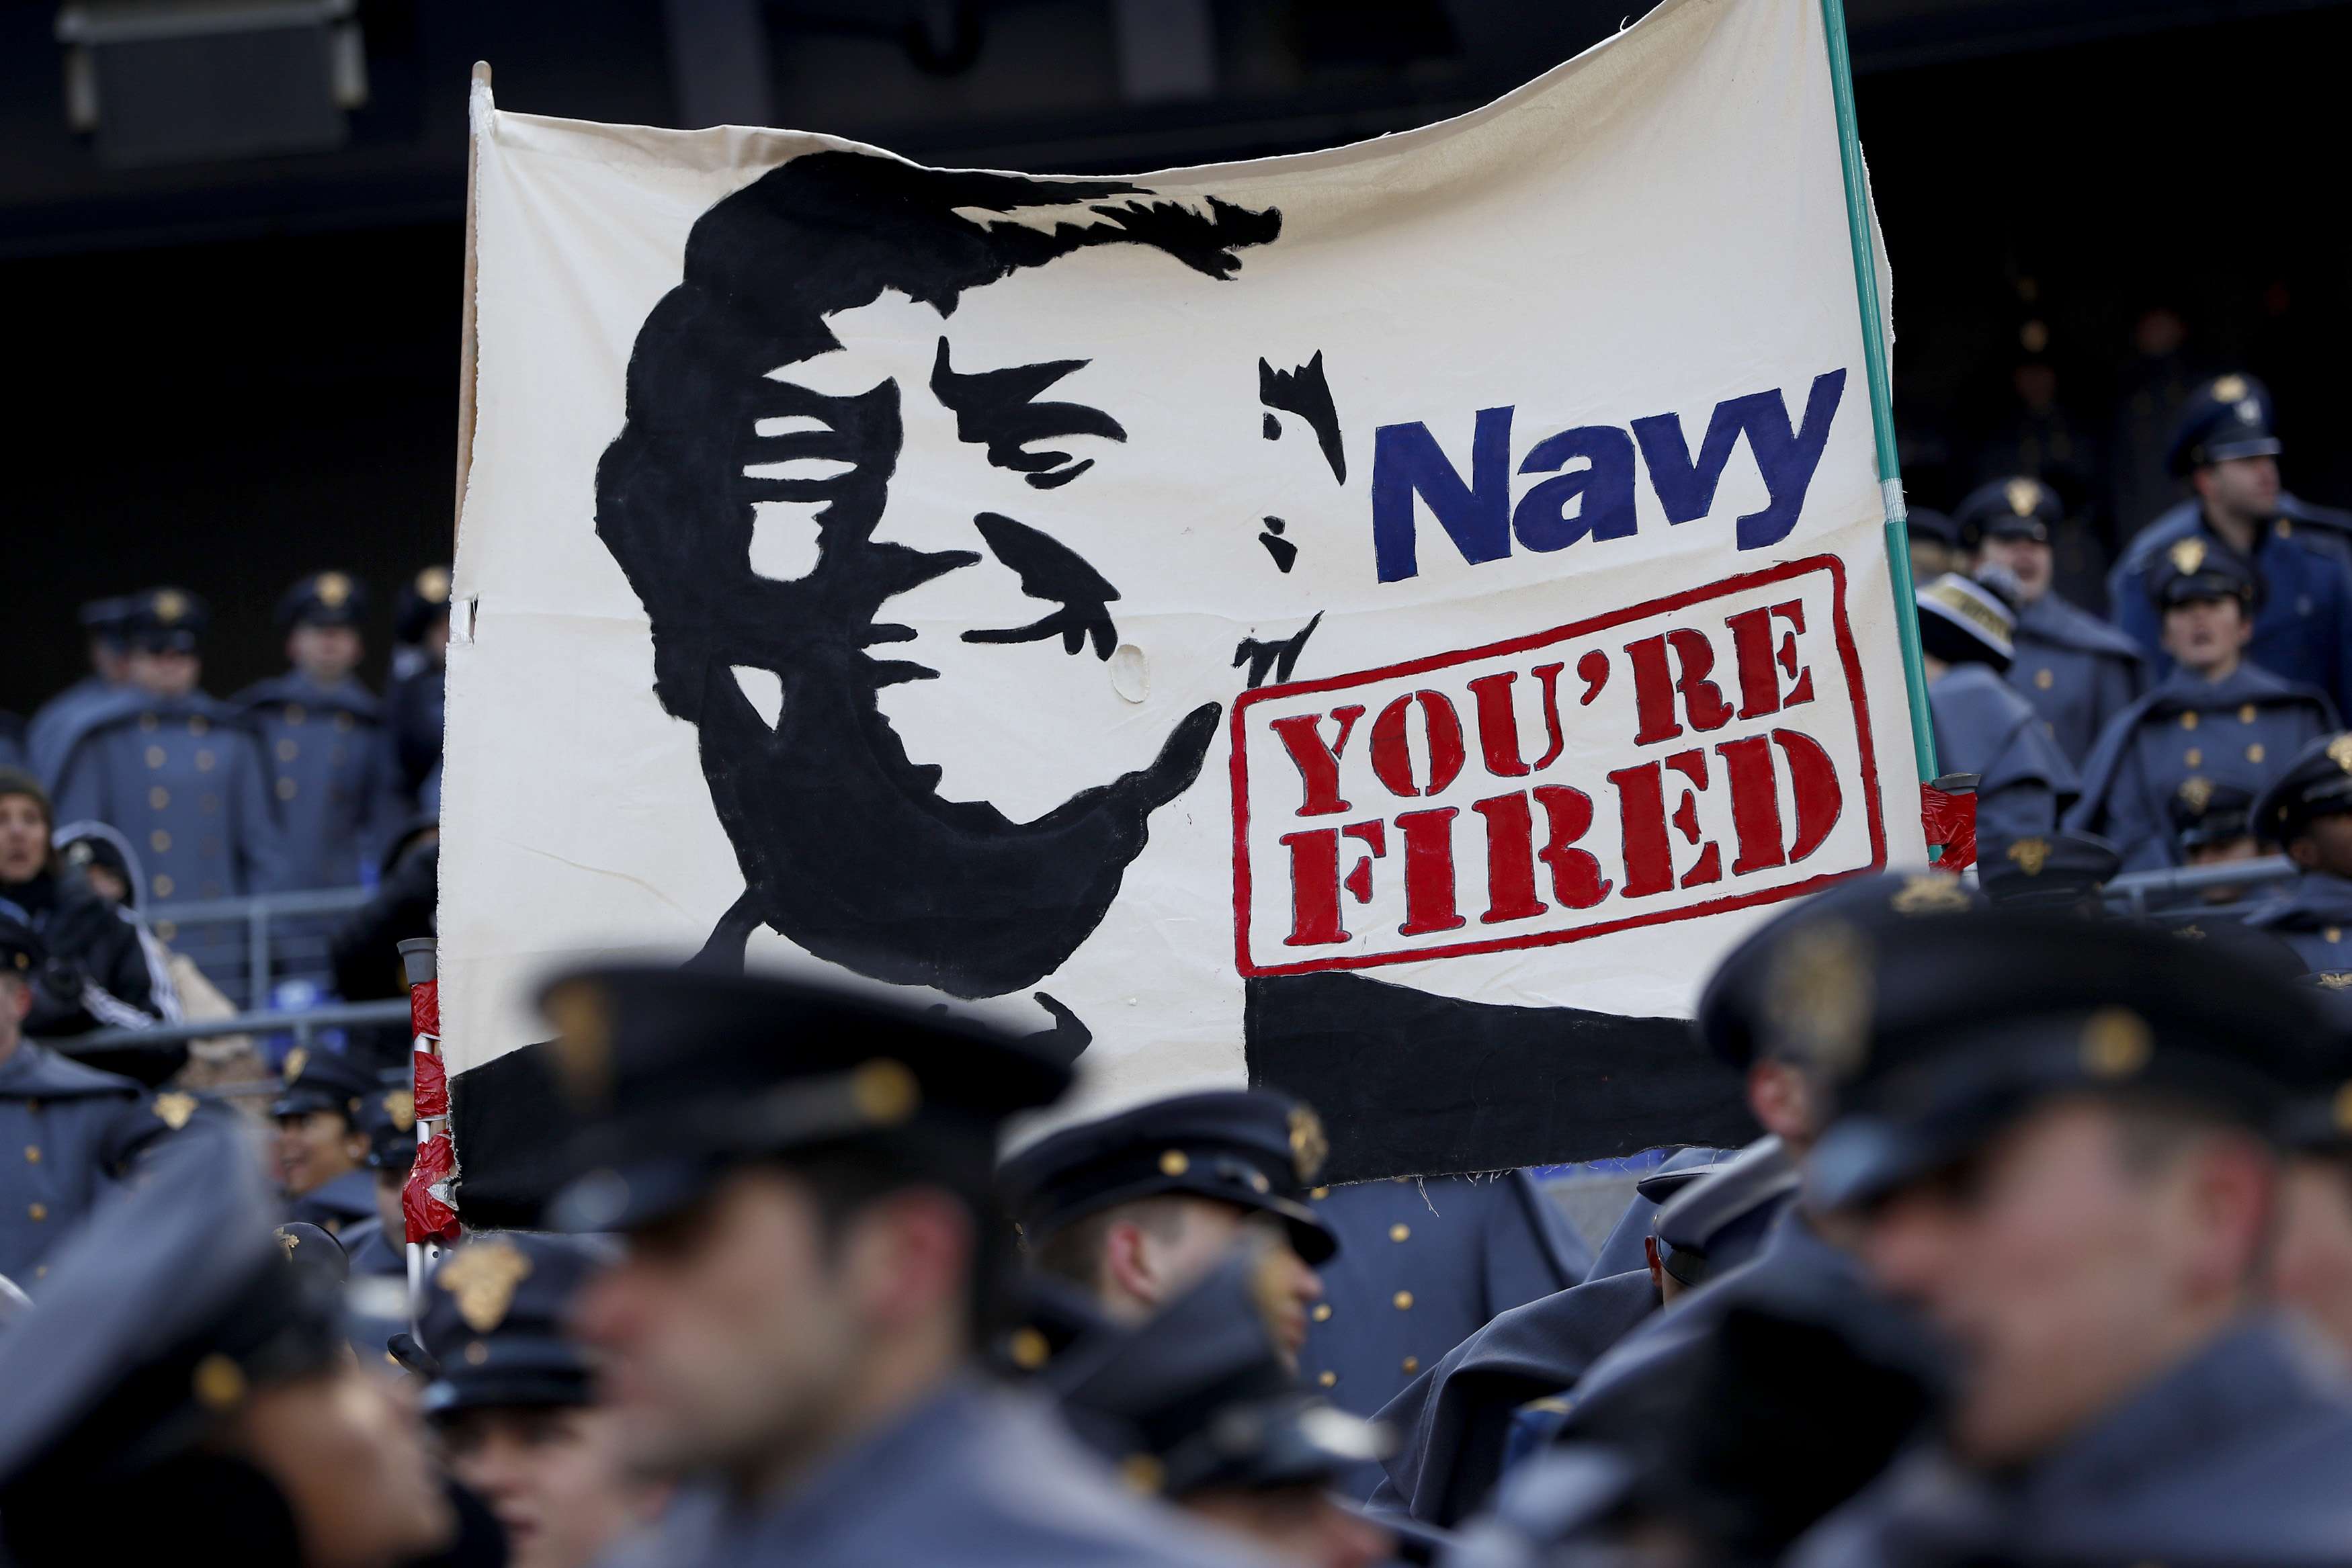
{"left": 1230, "top": 553, "right": 1888, "bottom": 977}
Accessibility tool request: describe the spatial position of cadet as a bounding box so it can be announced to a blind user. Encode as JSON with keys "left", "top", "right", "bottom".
{"left": 0, "top": 910, "right": 207, "bottom": 1284}
{"left": 1974, "top": 829, "right": 2122, "bottom": 911}
{"left": 0, "top": 768, "right": 179, "bottom": 1046}
{"left": 1959, "top": 476, "right": 2145, "bottom": 763}
{"left": 383, "top": 565, "right": 452, "bottom": 817}
{"left": 0, "top": 1121, "right": 454, "bottom": 1566}
{"left": 542, "top": 965, "right": 1253, "bottom": 1567}
{"left": 1367, "top": 862, "right": 1896, "bottom": 1529}
{"left": 334, "top": 1071, "right": 418, "bottom": 1280}
{"left": 1788, "top": 906, "right": 2352, "bottom": 1567}
{"left": 2175, "top": 777, "right": 2261, "bottom": 867}
{"left": 2068, "top": 541, "right": 2336, "bottom": 870}
{"left": 48, "top": 588, "right": 289, "bottom": 910}
{"left": 237, "top": 572, "right": 402, "bottom": 894}
{"left": 417, "top": 1233, "right": 667, "bottom": 1568}
{"left": 1914, "top": 573, "right": 2079, "bottom": 852}
{"left": 999, "top": 1089, "right": 1334, "bottom": 1354}
{"left": 24, "top": 597, "right": 132, "bottom": 781}
{"left": 2240, "top": 734, "right": 2352, "bottom": 969}
{"left": 273, "top": 1045, "right": 376, "bottom": 1235}
{"left": 1052, "top": 1245, "right": 1394, "bottom": 1568}
{"left": 2107, "top": 374, "right": 2352, "bottom": 711}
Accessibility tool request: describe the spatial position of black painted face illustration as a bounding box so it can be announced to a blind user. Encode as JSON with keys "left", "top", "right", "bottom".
{"left": 598, "top": 155, "right": 1298, "bottom": 1001}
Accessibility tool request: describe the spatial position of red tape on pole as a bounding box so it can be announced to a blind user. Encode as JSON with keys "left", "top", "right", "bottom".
{"left": 403, "top": 1133, "right": 462, "bottom": 1244}
{"left": 1920, "top": 785, "right": 1978, "bottom": 873}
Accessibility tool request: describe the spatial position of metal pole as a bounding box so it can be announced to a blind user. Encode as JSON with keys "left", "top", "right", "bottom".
{"left": 1818, "top": 0, "right": 1938, "bottom": 790}
{"left": 247, "top": 904, "right": 269, "bottom": 1011}
{"left": 398, "top": 939, "right": 442, "bottom": 1336}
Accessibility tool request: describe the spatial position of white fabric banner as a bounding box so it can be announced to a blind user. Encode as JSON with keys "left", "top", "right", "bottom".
{"left": 443, "top": 0, "right": 1925, "bottom": 1176}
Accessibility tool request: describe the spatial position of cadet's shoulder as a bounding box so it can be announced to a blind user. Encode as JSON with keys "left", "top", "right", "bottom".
{"left": 2019, "top": 594, "right": 2146, "bottom": 660}
{"left": 1934, "top": 664, "right": 2038, "bottom": 725}
{"left": 0, "top": 1041, "right": 147, "bottom": 1102}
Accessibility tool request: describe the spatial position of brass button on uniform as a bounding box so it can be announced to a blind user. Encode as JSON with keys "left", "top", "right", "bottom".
{"left": 2328, "top": 927, "right": 2344, "bottom": 945}
{"left": 28, "top": 1204, "right": 46, "bottom": 1222}
{"left": 2034, "top": 668, "right": 2054, "bottom": 690}
{"left": 277, "top": 739, "right": 299, "bottom": 762}
{"left": 2247, "top": 744, "right": 2267, "bottom": 764}
{"left": 149, "top": 786, "right": 169, "bottom": 810}
{"left": 1401, "top": 1356, "right": 1419, "bottom": 1374}
{"left": 24, "top": 1146, "right": 39, "bottom": 1164}
{"left": 1317, "top": 1370, "right": 1337, "bottom": 1388}
{"left": 144, "top": 746, "right": 166, "bottom": 769}
{"left": 1393, "top": 1291, "right": 1415, "bottom": 1311}
{"left": 277, "top": 777, "right": 298, "bottom": 800}
{"left": 1309, "top": 1186, "right": 1329, "bottom": 1200}
{"left": 1312, "top": 1303, "right": 1333, "bottom": 1322}
{"left": 2181, "top": 712, "right": 2200, "bottom": 731}
{"left": 2240, "top": 704, "right": 2259, "bottom": 724}
{"left": 2184, "top": 749, "right": 2202, "bottom": 768}
{"left": 151, "top": 830, "right": 171, "bottom": 854}
{"left": 153, "top": 875, "right": 175, "bottom": 899}
{"left": 195, "top": 750, "right": 216, "bottom": 772}
{"left": 1389, "top": 1223, "right": 1411, "bottom": 1242}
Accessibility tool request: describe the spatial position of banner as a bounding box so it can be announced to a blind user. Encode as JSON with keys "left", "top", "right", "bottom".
{"left": 442, "top": 0, "right": 1925, "bottom": 1186}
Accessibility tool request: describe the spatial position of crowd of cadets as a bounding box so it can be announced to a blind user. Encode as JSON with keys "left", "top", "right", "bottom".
{"left": 0, "top": 566, "right": 451, "bottom": 917}
{"left": 1, "top": 375, "right": 2351, "bottom": 1565}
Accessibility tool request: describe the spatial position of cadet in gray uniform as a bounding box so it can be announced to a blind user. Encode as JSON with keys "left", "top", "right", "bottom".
{"left": 2069, "top": 542, "right": 2337, "bottom": 871}
{"left": 331, "top": 1069, "right": 417, "bottom": 1281}
{"left": 1914, "top": 573, "right": 2080, "bottom": 854}
{"left": 417, "top": 1233, "right": 668, "bottom": 1568}
{"left": 1958, "top": 476, "right": 2145, "bottom": 764}
{"left": 1790, "top": 902, "right": 2352, "bottom": 1568}
{"left": 48, "top": 589, "right": 288, "bottom": 910}
{"left": 999, "top": 1090, "right": 1337, "bottom": 1358}
{"left": 1051, "top": 1246, "right": 1395, "bottom": 1568}
{"left": 0, "top": 1119, "right": 454, "bottom": 1567}
{"left": 0, "top": 910, "right": 207, "bottom": 1287}
{"left": 236, "top": 573, "right": 402, "bottom": 894}
{"left": 2241, "top": 734, "right": 2352, "bottom": 969}
{"left": 24, "top": 597, "right": 131, "bottom": 783}
{"left": 539, "top": 965, "right": 1257, "bottom": 1568}
{"left": 272, "top": 1047, "right": 376, "bottom": 1237}
{"left": 2108, "top": 374, "right": 2352, "bottom": 711}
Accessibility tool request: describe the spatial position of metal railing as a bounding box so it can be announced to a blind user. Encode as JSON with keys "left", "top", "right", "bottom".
{"left": 67, "top": 998, "right": 415, "bottom": 1093}
{"left": 146, "top": 884, "right": 380, "bottom": 1010}
{"left": 2101, "top": 856, "right": 2300, "bottom": 922}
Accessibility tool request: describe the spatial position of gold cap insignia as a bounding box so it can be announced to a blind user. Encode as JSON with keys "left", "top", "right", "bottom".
{"left": 2005, "top": 478, "right": 2040, "bottom": 517}
{"left": 276, "top": 1227, "right": 300, "bottom": 1257}
{"left": 192, "top": 1353, "right": 247, "bottom": 1411}
{"left": 2212, "top": 374, "right": 2249, "bottom": 402}
{"left": 2176, "top": 924, "right": 2208, "bottom": 941}
{"left": 2177, "top": 775, "right": 2215, "bottom": 814}
{"left": 1288, "top": 1106, "right": 1329, "bottom": 1183}
{"left": 437, "top": 1239, "right": 534, "bottom": 1334}
{"left": 1159, "top": 1149, "right": 1190, "bottom": 1177}
{"left": 2169, "top": 538, "right": 2207, "bottom": 576}
{"left": 849, "top": 1059, "right": 919, "bottom": 1126}
{"left": 2081, "top": 1008, "right": 2152, "bottom": 1079}
{"left": 542, "top": 979, "right": 613, "bottom": 1106}
{"left": 153, "top": 589, "right": 187, "bottom": 624}
{"left": 384, "top": 1090, "right": 415, "bottom": 1133}
{"left": 1765, "top": 920, "right": 1874, "bottom": 1078}
{"left": 1007, "top": 1327, "right": 1051, "bottom": 1371}
{"left": 282, "top": 1045, "right": 309, "bottom": 1084}
{"left": 2005, "top": 837, "right": 2051, "bottom": 877}
{"left": 2330, "top": 735, "right": 2352, "bottom": 775}
{"left": 316, "top": 572, "right": 352, "bottom": 607}
{"left": 1891, "top": 873, "right": 1970, "bottom": 915}
{"left": 1118, "top": 1454, "right": 1167, "bottom": 1495}
{"left": 417, "top": 566, "right": 452, "bottom": 605}
{"left": 2318, "top": 973, "right": 2352, "bottom": 990}
{"left": 153, "top": 1091, "right": 198, "bottom": 1130}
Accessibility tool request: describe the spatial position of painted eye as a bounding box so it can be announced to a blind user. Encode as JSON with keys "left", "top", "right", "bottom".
{"left": 748, "top": 500, "right": 823, "bottom": 582}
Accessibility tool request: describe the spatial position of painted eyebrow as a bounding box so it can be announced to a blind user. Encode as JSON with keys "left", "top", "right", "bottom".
{"left": 929, "top": 338, "right": 1126, "bottom": 491}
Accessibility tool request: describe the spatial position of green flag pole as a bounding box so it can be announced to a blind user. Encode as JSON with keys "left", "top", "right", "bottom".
{"left": 1819, "top": 0, "right": 1939, "bottom": 793}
